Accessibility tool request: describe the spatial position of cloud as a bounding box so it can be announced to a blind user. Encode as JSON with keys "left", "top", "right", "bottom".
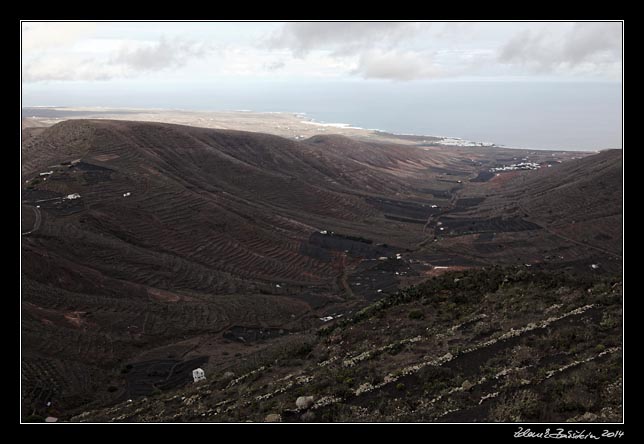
{"left": 352, "top": 50, "right": 442, "bottom": 81}
{"left": 22, "top": 22, "right": 623, "bottom": 84}
{"left": 22, "top": 22, "right": 97, "bottom": 51}
{"left": 111, "top": 37, "right": 212, "bottom": 71}
{"left": 23, "top": 36, "right": 216, "bottom": 82}
{"left": 563, "top": 22, "right": 622, "bottom": 64}
{"left": 265, "top": 23, "right": 442, "bottom": 81}
{"left": 265, "top": 60, "right": 286, "bottom": 71}
{"left": 266, "top": 22, "right": 424, "bottom": 56}
{"left": 23, "top": 54, "right": 124, "bottom": 82}
{"left": 498, "top": 22, "right": 622, "bottom": 75}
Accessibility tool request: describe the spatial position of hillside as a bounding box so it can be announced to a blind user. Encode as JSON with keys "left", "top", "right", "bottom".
{"left": 71, "top": 268, "right": 622, "bottom": 423}
{"left": 21, "top": 120, "right": 622, "bottom": 421}
{"left": 417, "top": 150, "right": 622, "bottom": 275}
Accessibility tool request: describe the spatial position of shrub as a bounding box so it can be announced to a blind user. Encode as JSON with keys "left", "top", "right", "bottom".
{"left": 388, "top": 342, "right": 404, "bottom": 355}
{"left": 599, "top": 312, "right": 620, "bottom": 331}
{"left": 289, "top": 342, "right": 314, "bottom": 359}
{"left": 334, "top": 386, "right": 353, "bottom": 400}
{"left": 489, "top": 389, "right": 540, "bottom": 421}
{"left": 408, "top": 309, "right": 424, "bottom": 320}
{"left": 23, "top": 414, "right": 45, "bottom": 423}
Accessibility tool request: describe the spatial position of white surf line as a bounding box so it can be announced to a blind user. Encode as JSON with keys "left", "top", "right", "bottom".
{"left": 299, "top": 121, "right": 365, "bottom": 130}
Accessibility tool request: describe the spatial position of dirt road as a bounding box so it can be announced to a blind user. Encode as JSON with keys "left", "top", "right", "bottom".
{"left": 22, "top": 205, "right": 41, "bottom": 235}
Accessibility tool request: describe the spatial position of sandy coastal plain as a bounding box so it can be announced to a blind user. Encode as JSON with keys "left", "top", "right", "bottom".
{"left": 21, "top": 107, "right": 482, "bottom": 147}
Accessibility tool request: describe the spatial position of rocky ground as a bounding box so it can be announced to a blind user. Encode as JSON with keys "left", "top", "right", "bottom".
{"left": 21, "top": 118, "right": 621, "bottom": 423}
{"left": 68, "top": 268, "right": 622, "bottom": 423}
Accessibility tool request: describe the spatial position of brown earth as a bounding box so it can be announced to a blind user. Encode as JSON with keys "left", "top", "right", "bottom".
{"left": 21, "top": 118, "right": 621, "bottom": 421}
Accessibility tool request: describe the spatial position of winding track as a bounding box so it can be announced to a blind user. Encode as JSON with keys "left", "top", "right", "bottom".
{"left": 518, "top": 203, "right": 622, "bottom": 260}
{"left": 22, "top": 205, "right": 42, "bottom": 236}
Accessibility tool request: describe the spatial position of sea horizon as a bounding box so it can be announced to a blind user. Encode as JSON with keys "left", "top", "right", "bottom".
{"left": 22, "top": 81, "right": 622, "bottom": 152}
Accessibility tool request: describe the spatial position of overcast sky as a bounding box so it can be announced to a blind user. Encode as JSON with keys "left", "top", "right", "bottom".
{"left": 22, "top": 21, "right": 622, "bottom": 86}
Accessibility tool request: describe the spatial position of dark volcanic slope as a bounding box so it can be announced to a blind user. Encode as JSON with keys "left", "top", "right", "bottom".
{"left": 72, "top": 268, "right": 623, "bottom": 423}
{"left": 420, "top": 150, "right": 622, "bottom": 274}
{"left": 21, "top": 120, "right": 621, "bottom": 420}
{"left": 21, "top": 120, "right": 451, "bottom": 293}
{"left": 21, "top": 119, "right": 474, "bottom": 415}
{"left": 511, "top": 149, "right": 622, "bottom": 255}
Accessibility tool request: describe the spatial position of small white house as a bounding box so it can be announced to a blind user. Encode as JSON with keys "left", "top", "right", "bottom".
{"left": 192, "top": 368, "right": 206, "bottom": 383}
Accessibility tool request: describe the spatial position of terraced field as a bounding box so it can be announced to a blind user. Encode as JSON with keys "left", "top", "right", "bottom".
{"left": 418, "top": 150, "right": 623, "bottom": 275}
{"left": 21, "top": 120, "right": 621, "bottom": 421}
{"left": 70, "top": 269, "right": 622, "bottom": 423}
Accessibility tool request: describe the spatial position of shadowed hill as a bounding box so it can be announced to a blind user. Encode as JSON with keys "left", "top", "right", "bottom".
{"left": 71, "top": 268, "right": 622, "bottom": 423}
{"left": 510, "top": 150, "right": 622, "bottom": 255}
{"left": 21, "top": 119, "right": 468, "bottom": 417}
{"left": 419, "top": 149, "right": 622, "bottom": 273}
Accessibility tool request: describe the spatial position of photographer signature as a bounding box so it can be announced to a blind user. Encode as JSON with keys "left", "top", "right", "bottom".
{"left": 514, "top": 427, "right": 624, "bottom": 439}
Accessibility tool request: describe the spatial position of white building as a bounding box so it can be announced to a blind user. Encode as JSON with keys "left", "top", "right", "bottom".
{"left": 192, "top": 368, "right": 206, "bottom": 383}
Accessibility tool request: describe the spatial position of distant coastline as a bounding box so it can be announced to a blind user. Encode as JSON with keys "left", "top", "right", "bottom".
{"left": 22, "top": 106, "right": 609, "bottom": 152}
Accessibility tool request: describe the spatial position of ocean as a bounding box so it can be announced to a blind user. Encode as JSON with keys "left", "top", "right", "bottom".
{"left": 23, "top": 80, "right": 622, "bottom": 151}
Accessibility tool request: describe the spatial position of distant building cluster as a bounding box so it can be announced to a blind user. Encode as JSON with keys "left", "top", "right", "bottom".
{"left": 437, "top": 137, "right": 496, "bottom": 147}
{"left": 489, "top": 162, "right": 541, "bottom": 172}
